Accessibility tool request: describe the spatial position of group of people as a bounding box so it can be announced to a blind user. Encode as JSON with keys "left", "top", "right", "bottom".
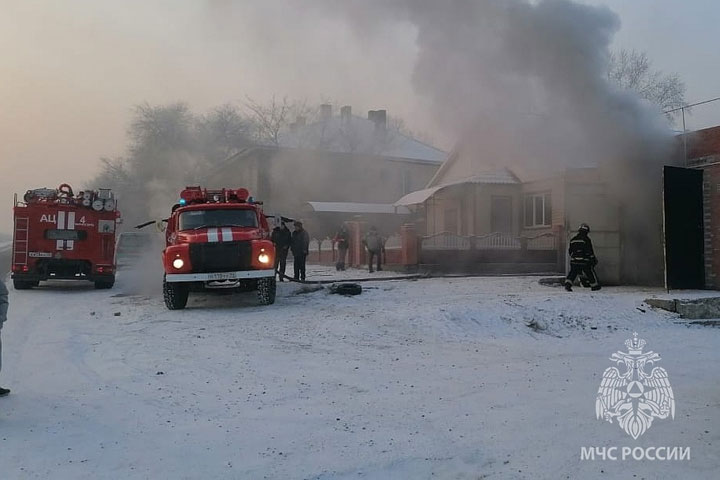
{"left": 333, "top": 224, "right": 386, "bottom": 273}
{"left": 272, "top": 220, "right": 601, "bottom": 289}
{"left": 271, "top": 220, "right": 310, "bottom": 282}
{"left": 271, "top": 222, "right": 387, "bottom": 280}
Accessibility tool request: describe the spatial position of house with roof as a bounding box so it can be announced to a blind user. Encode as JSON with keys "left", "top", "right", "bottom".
{"left": 204, "top": 105, "right": 445, "bottom": 236}
{"left": 395, "top": 147, "right": 627, "bottom": 282}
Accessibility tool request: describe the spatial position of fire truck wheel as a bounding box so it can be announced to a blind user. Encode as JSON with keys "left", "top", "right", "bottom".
{"left": 257, "top": 277, "right": 276, "bottom": 305}
{"left": 163, "top": 280, "right": 189, "bottom": 310}
{"left": 13, "top": 279, "right": 34, "bottom": 290}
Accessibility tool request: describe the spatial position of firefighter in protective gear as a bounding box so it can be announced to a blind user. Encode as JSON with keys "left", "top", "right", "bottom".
{"left": 564, "top": 223, "right": 601, "bottom": 292}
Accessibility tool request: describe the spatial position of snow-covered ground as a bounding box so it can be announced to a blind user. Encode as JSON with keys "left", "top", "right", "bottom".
{"left": 1, "top": 265, "right": 718, "bottom": 479}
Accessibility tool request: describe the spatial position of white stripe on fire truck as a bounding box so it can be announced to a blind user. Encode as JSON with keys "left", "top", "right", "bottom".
{"left": 66, "top": 211, "right": 75, "bottom": 251}
{"left": 221, "top": 227, "right": 233, "bottom": 242}
{"left": 207, "top": 228, "right": 219, "bottom": 242}
{"left": 56, "top": 211, "right": 66, "bottom": 250}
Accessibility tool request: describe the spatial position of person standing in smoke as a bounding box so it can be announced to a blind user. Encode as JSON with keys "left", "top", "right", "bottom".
{"left": 291, "top": 221, "right": 310, "bottom": 281}
{"left": 334, "top": 224, "right": 350, "bottom": 271}
{"left": 363, "top": 226, "right": 384, "bottom": 273}
{"left": 564, "top": 223, "right": 601, "bottom": 292}
{"left": 271, "top": 222, "right": 292, "bottom": 281}
{"left": 0, "top": 279, "right": 10, "bottom": 397}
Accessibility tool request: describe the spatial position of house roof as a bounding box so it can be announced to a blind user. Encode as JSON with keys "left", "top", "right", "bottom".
{"left": 278, "top": 115, "right": 446, "bottom": 165}
{"left": 394, "top": 168, "right": 520, "bottom": 206}
{"left": 306, "top": 201, "right": 411, "bottom": 215}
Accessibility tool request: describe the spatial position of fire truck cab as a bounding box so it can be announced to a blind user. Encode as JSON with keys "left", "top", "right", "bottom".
{"left": 11, "top": 184, "right": 119, "bottom": 289}
{"left": 162, "top": 186, "right": 276, "bottom": 310}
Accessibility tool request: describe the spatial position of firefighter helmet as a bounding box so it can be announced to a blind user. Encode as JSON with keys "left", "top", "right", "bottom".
{"left": 578, "top": 223, "right": 590, "bottom": 233}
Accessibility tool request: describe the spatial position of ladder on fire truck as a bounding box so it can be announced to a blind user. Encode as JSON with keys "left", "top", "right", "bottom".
{"left": 13, "top": 216, "right": 29, "bottom": 266}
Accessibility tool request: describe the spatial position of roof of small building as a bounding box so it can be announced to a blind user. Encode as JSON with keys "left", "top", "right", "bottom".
{"left": 394, "top": 168, "right": 520, "bottom": 206}
{"left": 278, "top": 114, "right": 446, "bottom": 165}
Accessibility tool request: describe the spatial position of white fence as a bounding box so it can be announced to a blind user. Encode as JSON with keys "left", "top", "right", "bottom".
{"left": 421, "top": 232, "right": 471, "bottom": 251}
{"left": 421, "top": 232, "right": 557, "bottom": 251}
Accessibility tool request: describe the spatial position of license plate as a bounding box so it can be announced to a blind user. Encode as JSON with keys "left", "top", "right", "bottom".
{"left": 206, "top": 272, "right": 237, "bottom": 280}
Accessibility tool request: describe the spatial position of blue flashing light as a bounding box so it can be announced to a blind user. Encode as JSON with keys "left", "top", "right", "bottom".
{"left": 179, "top": 198, "right": 187, "bottom": 205}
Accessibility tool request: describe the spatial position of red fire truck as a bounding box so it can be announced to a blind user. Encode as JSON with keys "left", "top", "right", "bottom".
{"left": 161, "top": 186, "right": 276, "bottom": 310}
{"left": 11, "top": 184, "right": 120, "bottom": 290}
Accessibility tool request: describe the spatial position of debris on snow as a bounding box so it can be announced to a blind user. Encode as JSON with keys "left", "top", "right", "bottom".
{"left": 292, "top": 284, "right": 325, "bottom": 295}
{"left": 329, "top": 283, "right": 362, "bottom": 296}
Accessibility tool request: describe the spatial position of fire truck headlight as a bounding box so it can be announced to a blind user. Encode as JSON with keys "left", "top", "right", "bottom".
{"left": 92, "top": 199, "right": 104, "bottom": 211}
{"left": 103, "top": 199, "right": 116, "bottom": 211}
{"left": 172, "top": 258, "right": 185, "bottom": 269}
{"left": 258, "top": 253, "right": 270, "bottom": 264}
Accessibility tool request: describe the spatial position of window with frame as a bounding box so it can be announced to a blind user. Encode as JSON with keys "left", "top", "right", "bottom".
{"left": 524, "top": 193, "right": 552, "bottom": 227}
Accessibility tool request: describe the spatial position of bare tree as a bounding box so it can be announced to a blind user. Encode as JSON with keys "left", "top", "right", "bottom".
{"left": 85, "top": 157, "right": 134, "bottom": 198}
{"left": 196, "top": 103, "right": 253, "bottom": 164}
{"left": 608, "top": 49, "right": 686, "bottom": 117}
{"left": 244, "top": 96, "right": 312, "bottom": 146}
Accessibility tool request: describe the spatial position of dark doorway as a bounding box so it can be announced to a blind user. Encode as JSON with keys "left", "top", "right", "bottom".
{"left": 663, "top": 166, "right": 704, "bottom": 289}
{"left": 491, "top": 196, "right": 513, "bottom": 233}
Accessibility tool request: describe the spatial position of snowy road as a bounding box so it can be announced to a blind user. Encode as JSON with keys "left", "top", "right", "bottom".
{"left": 0, "top": 267, "right": 718, "bottom": 479}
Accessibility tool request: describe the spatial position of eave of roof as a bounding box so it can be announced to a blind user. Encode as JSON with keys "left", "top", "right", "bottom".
{"left": 306, "top": 201, "right": 411, "bottom": 215}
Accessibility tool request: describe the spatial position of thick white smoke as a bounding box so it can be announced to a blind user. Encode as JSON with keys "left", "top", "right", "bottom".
{"left": 315, "top": 0, "right": 674, "bottom": 283}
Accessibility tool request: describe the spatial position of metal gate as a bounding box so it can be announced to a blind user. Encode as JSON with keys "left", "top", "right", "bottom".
{"left": 663, "top": 166, "right": 704, "bottom": 289}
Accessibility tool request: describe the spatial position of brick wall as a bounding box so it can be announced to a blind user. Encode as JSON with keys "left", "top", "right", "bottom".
{"left": 690, "top": 126, "right": 720, "bottom": 288}
{"left": 700, "top": 164, "right": 720, "bottom": 288}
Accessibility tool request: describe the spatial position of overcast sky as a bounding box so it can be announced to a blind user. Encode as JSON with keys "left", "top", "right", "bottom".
{"left": 1, "top": 0, "right": 718, "bottom": 232}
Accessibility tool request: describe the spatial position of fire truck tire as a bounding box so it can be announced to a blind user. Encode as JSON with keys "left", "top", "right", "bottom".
{"left": 164, "top": 280, "right": 189, "bottom": 310}
{"left": 94, "top": 279, "right": 115, "bottom": 289}
{"left": 257, "top": 277, "right": 276, "bottom": 305}
{"left": 13, "top": 279, "right": 34, "bottom": 290}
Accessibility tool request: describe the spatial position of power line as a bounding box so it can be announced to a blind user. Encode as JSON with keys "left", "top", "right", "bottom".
{"left": 663, "top": 96, "right": 720, "bottom": 114}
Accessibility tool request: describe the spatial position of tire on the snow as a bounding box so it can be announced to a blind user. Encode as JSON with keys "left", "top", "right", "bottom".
{"left": 163, "top": 279, "right": 189, "bottom": 310}
{"left": 13, "top": 279, "right": 34, "bottom": 290}
{"left": 257, "top": 277, "right": 276, "bottom": 305}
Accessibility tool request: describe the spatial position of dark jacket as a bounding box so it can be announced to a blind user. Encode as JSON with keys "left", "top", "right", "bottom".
{"left": 568, "top": 233, "right": 597, "bottom": 265}
{"left": 291, "top": 229, "right": 310, "bottom": 256}
{"left": 363, "top": 231, "right": 383, "bottom": 252}
{"left": 0, "top": 279, "right": 8, "bottom": 330}
{"left": 271, "top": 226, "right": 292, "bottom": 249}
{"left": 335, "top": 228, "right": 349, "bottom": 249}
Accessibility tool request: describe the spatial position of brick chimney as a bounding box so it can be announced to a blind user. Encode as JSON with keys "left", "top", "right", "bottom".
{"left": 368, "top": 109, "right": 387, "bottom": 131}
{"left": 340, "top": 105, "right": 352, "bottom": 124}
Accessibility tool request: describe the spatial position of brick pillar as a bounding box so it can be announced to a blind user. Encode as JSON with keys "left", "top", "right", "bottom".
{"left": 346, "top": 221, "right": 367, "bottom": 267}
{"left": 400, "top": 223, "right": 418, "bottom": 267}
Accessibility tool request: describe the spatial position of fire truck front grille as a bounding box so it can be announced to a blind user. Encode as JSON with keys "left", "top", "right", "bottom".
{"left": 189, "top": 241, "right": 252, "bottom": 273}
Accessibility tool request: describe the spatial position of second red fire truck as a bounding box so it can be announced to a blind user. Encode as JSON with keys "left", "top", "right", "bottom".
{"left": 161, "top": 186, "right": 276, "bottom": 310}
{"left": 11, "top": 184, "right": 120, "bottom": 289}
